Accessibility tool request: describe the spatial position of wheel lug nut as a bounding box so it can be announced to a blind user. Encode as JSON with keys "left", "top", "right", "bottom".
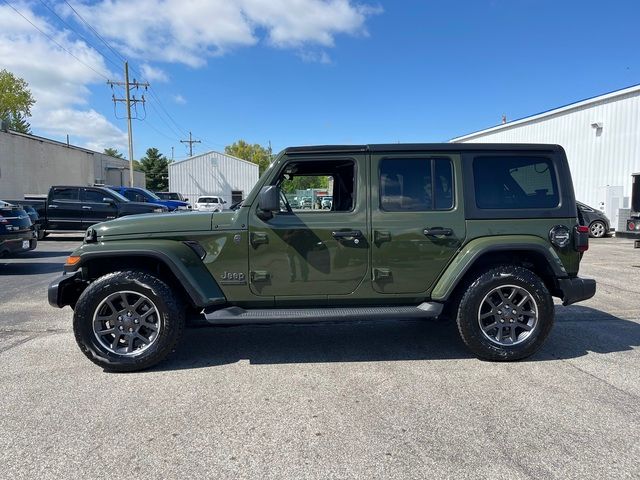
{"left": 128, "top": 327, "right": 133, "bottom": 332}
{"left": 134, "top": 319, "right": 139, "bottom": 324}
{"left": 509, "top": 319, "right": 514, "bottom": 323}
{"left": 118, "top": 325, "right": 124, "bottom": 331}
{"left": 512, "top": 310, "right": 517, "bottom": 315}
{"left": 497, "top": 310, "right": 502, "bottom": 315}
{"left": 127, "top": 311, "right": 132, "bottom": 317}
{"left": 500, "top": 319, "right": 505, "bottom": 323}
{"left": 117, "top": 316, "right": 122, "bottom": 321}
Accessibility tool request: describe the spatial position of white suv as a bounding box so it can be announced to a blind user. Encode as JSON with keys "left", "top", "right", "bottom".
{"left": 194, "top": 196, "right": 226, "bottom": 212}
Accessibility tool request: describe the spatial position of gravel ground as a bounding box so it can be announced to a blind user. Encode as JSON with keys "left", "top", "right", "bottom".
{"left": 1, "top": 234, "right": 639, "bottom": 479}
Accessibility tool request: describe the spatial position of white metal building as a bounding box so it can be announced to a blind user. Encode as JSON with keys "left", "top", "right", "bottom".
{"left": 451, "top": 84, "right": 640, "bottom": 227}
{"left": 168, "top": 150, "right": 260, "bottom": 206}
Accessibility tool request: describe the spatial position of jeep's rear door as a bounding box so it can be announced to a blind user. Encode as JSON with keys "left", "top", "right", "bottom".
{"left": 248, "top": 153, "right": 369, "bottom": 299}
{"left": 370, "top": 152, "right": 466, "bottom": 294}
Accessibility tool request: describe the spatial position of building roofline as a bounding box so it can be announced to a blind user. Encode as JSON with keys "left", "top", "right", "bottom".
{"left": 450, "top": 82, "right": 640, "bottom": 142}
{"left": 170, "top": 150, "right": 259, "bottom": 169}
{"left": 0, "top": 128, "right": 111, "bottom": 156}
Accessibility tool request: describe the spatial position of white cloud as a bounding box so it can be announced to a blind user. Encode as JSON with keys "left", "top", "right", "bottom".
{"left": 140, "top": 63, "right": 169, "bottom": 82}
{"left": 64, "top": 0, "right": 381, "bottom": 67}
{"left": 0, "top": 3, "right": 126, "bottom": 150}
{"left": 172, "top": 94, "right": 187, "bottom": 105}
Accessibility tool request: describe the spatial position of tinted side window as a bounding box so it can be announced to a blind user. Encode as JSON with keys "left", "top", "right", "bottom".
{"left": 380, "top": 158, "right": 453, "bottom": 211}
{"left": 84, "top": 189, "right": 114, "bottom": 203}
{"left": 473, "top": 156, "right": 559, "bottom": 209}
{"left": 52, "top": 188, "right": 79, "bottom": 201}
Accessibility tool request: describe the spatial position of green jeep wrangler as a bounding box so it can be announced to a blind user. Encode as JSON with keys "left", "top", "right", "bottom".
{"left": 49, "top": 144, "right": 595, "bottom": 371}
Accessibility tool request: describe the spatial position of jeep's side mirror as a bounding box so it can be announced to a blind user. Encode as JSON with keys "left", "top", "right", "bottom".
{"left": 102, "top": 197, "right": 115, "bottom": 204}
{"left": 257, "top": 186, "right": 279, "bottom": 219}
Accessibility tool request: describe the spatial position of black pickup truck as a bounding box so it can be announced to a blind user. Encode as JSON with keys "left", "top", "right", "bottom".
{"left": 12, "top": 186, "right": 168, "bottom": 236}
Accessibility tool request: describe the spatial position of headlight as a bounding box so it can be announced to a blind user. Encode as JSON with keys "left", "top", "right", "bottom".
{"left": 549, "top": 225, "right": 571, "bottom": 248}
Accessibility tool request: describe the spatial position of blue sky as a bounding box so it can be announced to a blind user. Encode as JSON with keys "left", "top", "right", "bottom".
{"left": 2, "top": 0, "right": 639, "bottom": 159}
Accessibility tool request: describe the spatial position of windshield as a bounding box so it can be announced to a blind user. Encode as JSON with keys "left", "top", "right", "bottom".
{"left": 139, "top": 188, "right": 161, "bottom": 200}
{"left": 104, "top": 188, "right": 130, "bottom": 202}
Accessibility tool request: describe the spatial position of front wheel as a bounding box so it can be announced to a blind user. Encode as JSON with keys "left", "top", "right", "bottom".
{"left": 455, "top": 265, "right": 554, "bottom": 361}
{"left": 73, "top": 271, "right": 185, "bottom": 372}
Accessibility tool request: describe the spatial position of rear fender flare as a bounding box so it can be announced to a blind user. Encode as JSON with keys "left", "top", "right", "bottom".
{"left": 431, "top": 235, "right": 567, "bottom": 301}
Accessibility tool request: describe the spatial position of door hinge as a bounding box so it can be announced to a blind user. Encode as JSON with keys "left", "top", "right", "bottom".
{"left": 373, "top": 268, "right": 392, "bottom": 282}
{"left": 251, "top": 270, "right": 270, "bottom": 282}
{"left": 250, "top": 232, "right": 269, "bottom": 247}
{"left": 374, "top": 230, "right": 391, "bottom": 245}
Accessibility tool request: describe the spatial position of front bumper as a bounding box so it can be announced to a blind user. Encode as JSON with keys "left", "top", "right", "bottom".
{"left": 558, "top": 277, "right": 596, "bottom": 306}
{"left": 48, "top": 271, "right": 85, "bottom": 308}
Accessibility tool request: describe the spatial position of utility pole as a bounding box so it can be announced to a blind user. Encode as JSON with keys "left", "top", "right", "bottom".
{"left": 107, "top": 61, "right": 149, "bottom": 186}
{"left": 180, "top": 131, "right": 201, "bottom": 157}
{"left": 171, "top": 146, "right": 174, "bottom": 161}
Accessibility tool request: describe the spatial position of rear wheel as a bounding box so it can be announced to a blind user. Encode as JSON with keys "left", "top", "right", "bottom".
{"left": 456, "top": 265, "right": 554, "bottom": 361}
{"left": 73, "top": 270, "right": 185, "bottom": 372}
{"left": 589, "top": 220, "right": 607, "bottom": 238}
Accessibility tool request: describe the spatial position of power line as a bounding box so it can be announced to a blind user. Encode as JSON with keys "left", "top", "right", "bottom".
{"left": 62, "top": 0, "right": 126, "bottom": 63}
{"left": 36, "top": 0, "right": 122, "bottom": 72}
{"left": 180, "top": 131, "right": 201, "bottom": 157}
{"left": 2, "top": 0, "right": 110, "bottom": 80}
{"left": 107, "top": 62, "right": 149, "bottom": 185}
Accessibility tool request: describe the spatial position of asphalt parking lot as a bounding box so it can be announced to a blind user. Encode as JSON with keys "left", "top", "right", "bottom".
{"left": 1, "top": 235, "right": 639, "bottom": 479}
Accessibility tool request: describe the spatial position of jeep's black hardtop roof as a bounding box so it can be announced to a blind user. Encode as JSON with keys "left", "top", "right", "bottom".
{"left": 284, "top": 143, "right": 564, "bottom": 154}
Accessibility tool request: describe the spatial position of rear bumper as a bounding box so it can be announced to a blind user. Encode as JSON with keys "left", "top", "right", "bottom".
{"left": 48, "top": 270, "right": 85, "bottom": 308}
{"left": 558, "top": 277, "right": 596, "bottom": 306}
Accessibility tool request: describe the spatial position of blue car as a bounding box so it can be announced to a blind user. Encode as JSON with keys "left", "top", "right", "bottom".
{"left": 109, "top": 186, "right": 191, "bottom": 211}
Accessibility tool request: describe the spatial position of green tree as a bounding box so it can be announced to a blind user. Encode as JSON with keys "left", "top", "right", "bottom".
{"left": 225, "top": 139, "right": 272, "bottom": 175}
{"left": 0, "top": 69, "right": 35, "bottom": 134}
{"left": 103, "top": 147, "right": 124, "bottom": 159}
{"left": 281, "top": 175, "right": 329, "bottom": 194}
{"left": 139, "top": 147, "right": 170, "bottom": 191}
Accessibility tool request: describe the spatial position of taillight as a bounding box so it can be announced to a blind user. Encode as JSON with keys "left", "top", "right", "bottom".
{"left": 630, "top": 222, "right": 636, "bottom": 231}
{"left": 574, "top": 225, "right": 589, "bottom": 252}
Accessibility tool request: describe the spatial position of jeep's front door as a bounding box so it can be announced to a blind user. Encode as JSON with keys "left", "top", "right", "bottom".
{"left": 248, "top": 155, "right": 368, "bottom": 299}
{"left": 370, "top": 153, "right": 466, "bottom": 294}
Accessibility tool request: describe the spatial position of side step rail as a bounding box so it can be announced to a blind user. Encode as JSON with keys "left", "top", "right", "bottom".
{"left": 203, "top": 303, "right": 443, "bottom": 325}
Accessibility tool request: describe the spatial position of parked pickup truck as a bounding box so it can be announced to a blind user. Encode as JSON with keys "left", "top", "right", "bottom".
{"left": 19, "top": 186, "right": 168, "bottom": 236}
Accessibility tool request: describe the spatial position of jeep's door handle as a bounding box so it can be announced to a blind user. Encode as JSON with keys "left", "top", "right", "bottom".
{"left": 82, "top": 205, "right": 92, "bottom": 210}
{"left": 423, "top": 227, "right": 453, "bottom": 237}
{"left": 48, "top": 205, "right": 58, "bottom": 209}
{"left": 332, "top": 230, "right": 362, "bottom": 239}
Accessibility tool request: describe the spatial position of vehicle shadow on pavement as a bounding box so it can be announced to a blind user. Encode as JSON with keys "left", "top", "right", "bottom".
{"left": 158, "top": 319, "right": 472, "bottom": 370}
{"left": 154, "top": 306, "right": 639, "bottom": 371}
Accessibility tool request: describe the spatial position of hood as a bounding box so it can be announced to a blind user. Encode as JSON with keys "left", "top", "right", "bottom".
{"left": 93, "top": 211, "right": 212, "bottom": 238}
{"left": 162, "top": 200, "right": 190, "bottom": 208}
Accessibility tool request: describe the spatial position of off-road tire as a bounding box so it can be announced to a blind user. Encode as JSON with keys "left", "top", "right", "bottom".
{"left": 73, "top": 270, "right": 185, "bottom": 372}
{"left": 456, "top": 265, "right": 554, "bottom": 361}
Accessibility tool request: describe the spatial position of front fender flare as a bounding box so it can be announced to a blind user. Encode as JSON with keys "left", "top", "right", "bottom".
{"left": 431, "top": 235, "right": 568, "bottom": 302}
{"left": 66, "top": 240, "right": 226, "bottom": 308}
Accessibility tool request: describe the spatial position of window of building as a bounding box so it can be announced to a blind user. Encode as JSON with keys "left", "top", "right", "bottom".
{"left": 379, "top": 157, "right": 454, "bottom": 211}
{"left": 473, "top": 156, "right": 559, "bottom": 209}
